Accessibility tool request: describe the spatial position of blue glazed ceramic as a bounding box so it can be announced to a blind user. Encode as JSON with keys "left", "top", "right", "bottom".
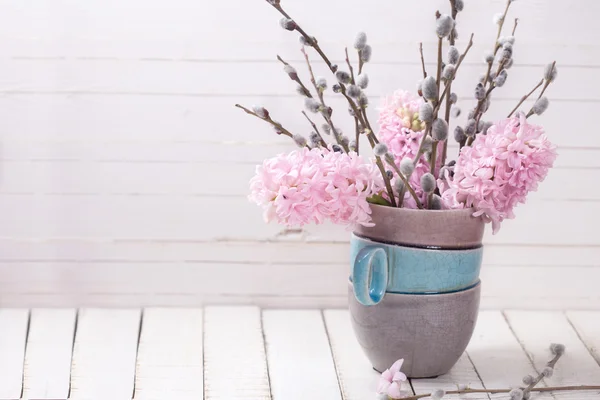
{"left": 351, "top": 234, "right": 483, "bottom": 305}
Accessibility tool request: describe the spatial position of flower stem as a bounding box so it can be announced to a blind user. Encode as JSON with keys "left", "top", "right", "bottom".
{"left": 465, "top": 85, "right": 496, "bottom": 147}
{"left": 415, "top": 34, "right": 474, "bottom": 167}
{"left": 301, "top": 111, "right": 327, "bottom": 147}
{"left": 430, "top": 141, "right": 438, "bottom": 180}
{"left": 466, "top": 55, "right": 509, "bottom": 148}
{"left": 441, "top": 0, "right": 459, "bottom": 165}
{"left": 358, "top": 53, "right": 364, "bottom": 75}
{"left": 354, "top": 119, "right": 360, "bottom": 154}
{"left": 366, "top": 132, "right": 421, "bottom": 209}
{"left": 345, "top": 47, "right": 356, "bottom": 84}
{"left": 382, "top": 152, "right": 423, "bottom": 209}
{"left": 507, "top": 78, "right": 544, "bottom": 117}
{"left": 345, "top": 47, "right": 362, "bottom": 153}
{"left": 436, "top": 36, "right": 443, "bottom": 98}
{"left": 364, "top": 134, "right": 397, "bottom": 207}
{"left": 432, "top": 33, "right": 443, "bottom": 178}
{"left": 419, "top": 43, "right": 427, "bottom": 79}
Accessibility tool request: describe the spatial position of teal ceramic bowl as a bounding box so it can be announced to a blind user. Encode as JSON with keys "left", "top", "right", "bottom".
{"left": 350, "top": 234, "right": 483, "bottom": 305}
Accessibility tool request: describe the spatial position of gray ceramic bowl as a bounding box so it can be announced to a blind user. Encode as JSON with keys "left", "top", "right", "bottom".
{"left": 348, "top": 280, "right": 481, "bottom": 378}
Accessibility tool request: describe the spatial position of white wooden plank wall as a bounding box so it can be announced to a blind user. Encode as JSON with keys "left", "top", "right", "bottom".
{"left": 0, "top": 0, "right": 597, "bottom": 309}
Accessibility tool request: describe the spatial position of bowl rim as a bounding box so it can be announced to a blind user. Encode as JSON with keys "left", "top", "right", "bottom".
{"left": 347, "top": 279, "right": 481, "bottom": 296}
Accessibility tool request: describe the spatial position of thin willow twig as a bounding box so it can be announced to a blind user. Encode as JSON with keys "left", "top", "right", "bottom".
{"left": 276, "top": 55, "right": 312, "bottom": 98}
{"left": 507, "top": 78, "right": 544, "bottom": 117}
{"left": 300, "top": 47, "right": 347, "bottom": 152}
{"left": 419, "top": 43, "right": 427, "bottom": 79}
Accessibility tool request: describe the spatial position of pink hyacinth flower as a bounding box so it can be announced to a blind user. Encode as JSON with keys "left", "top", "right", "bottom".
{"left": 248, "top": 147, "right": 381, "bottom": 229}
{"left": 377, "top": 359, "right": 408, "bottom": 399}
{"left": 440, "top": 113, "right": 557, "bottom": 233}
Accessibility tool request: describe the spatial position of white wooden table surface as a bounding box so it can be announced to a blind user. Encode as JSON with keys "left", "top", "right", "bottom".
{"left": 0, "top": 307, "right": 599, "bottom": 400}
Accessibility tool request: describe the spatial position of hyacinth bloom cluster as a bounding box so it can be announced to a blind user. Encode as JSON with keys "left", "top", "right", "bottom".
{"left": 377, "top": 90, "right": 440, "bottom": 208}
{"left": 248, "top": 147, "right": 381, "bottom": 228}
{"left": 441, "top": 114, "right": 557, "bottom": 233}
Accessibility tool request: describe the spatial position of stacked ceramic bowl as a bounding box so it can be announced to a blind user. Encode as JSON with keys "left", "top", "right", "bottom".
{"left": 348, "top": 205, "right": 485, "bottom": 378}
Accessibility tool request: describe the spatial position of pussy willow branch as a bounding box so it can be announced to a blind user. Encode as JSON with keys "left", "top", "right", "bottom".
{"left": 526, "top": 60, "right": 556, "bottom": 118}
{"left": 396, "top": 386, "right": 600, "bottom": 400}
{"left": 432, "top": 23, "right": 442, "bottom": 195}
{"left": 300, "top": 47, "right": 348, "bottom": 152}
{"left": 465, "top": 55, "right": 510, "bottom": 147}
{"left": 301, "top": 111, "right": 327, "bottom": 147}
{"left": 267, "top": 2, "right": 334, "bottom": 69}
{"left": 465, "top": 15, "right": 518, "bottom": 147}
{"left": 481, "top": 0, "right": 513, "bottom": 86}
{"left": 235, "top": 104, "right": 309, "bottom": 148}
{"left": 383, "top": 153, "right": 424, "bottom": 209}
{"left": 345, "top": 47, "right": 361, "bottom": 153}
{"left": 396, "top": 349, "right": 600, "bottom": 400}
{"left": 507, "top": 78, "right": 543, "bottom": 117}
{"left": 466, "top": 84, "right": 496, "bottom": 146}
{"left": 414, "top": 34, "right": 474, "bottom": 167}
{"left": 266, "top": 0, "right": 367, "bottom": 131}
{"left": 448, "top": 0, "right": 458, "bottom": 43}
{"left": 276, "top": 55, "right": 311, "bottom": 97}
{"left": 522, "top": 350, "right": 563, "bottom": 397}
{"left": 441, "top": 0, "right": 460, "bottom": 165}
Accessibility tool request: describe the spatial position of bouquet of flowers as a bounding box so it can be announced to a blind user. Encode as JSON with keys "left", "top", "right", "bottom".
{"left": 238, "top": 0, "right": 557, "bottom": 234}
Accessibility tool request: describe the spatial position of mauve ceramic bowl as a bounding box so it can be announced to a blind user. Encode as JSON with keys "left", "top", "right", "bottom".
{"left": 348, "top": 280, "right": 481, "bottom": 378}
{"left": 354, "top": 204, "right": 485, "bottom": 250}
